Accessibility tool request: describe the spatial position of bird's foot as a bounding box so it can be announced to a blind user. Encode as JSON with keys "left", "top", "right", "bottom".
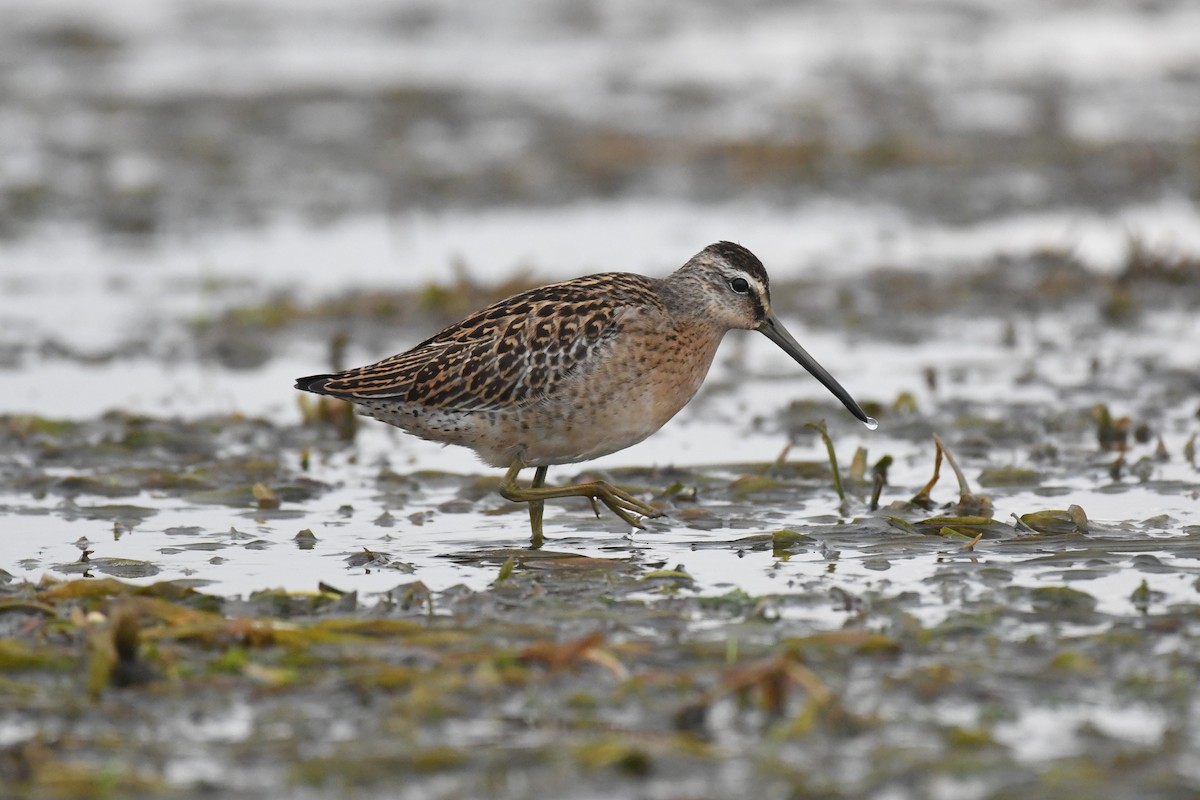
{"left": 500, "top": 460, "right": 663, "bottom": 538}
{"left": 584, "top": 481, "right": 663, "bottom": 529}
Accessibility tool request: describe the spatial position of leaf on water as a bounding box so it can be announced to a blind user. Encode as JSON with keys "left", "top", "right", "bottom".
{"left": 657, "top": 481, "right": 698, "bottom": 502}
{"left": 242, "top": 539, "right": 275, "bottom": 551}
{"left": 1030, "top": 586, "right": 1097, "bottom": 613}
{"left": 524, "top": 555, "right": 636, "bottom": 573}
{"left": 641, "top": 568, "right": 694, "bottom": 584}
{"left": 919, "top": 515, "right": 997, "bottom": 527}
{"left": 698, "top": 588, "right": 757, "bottom": 613}
{"left": 252, "top": 482, "right": 281, "bottom": 510}
{"left": 0, "top": 640, "right": 71, "bottom": 671}
{"left": 728, "top": 475, "right": 789, "bottom": 496}
{"left": 723, "top": 530, "right": 813, "bottom": 554}
{"left": 772, "top": 529, "right": 812, "bottom": 548}
{"left": 37, "top": 577, "right": 135, "bottom": 601}
{"left": 1018, "top": 505, "right": 1089, "bottom": 535}
{"left": 74, "top": 504, "right": 159, "bottom": 525}
{"left": 977, "top": 467, "right": 1044, "bottom": 487}
{"left": 381, "top": 581, "right": 428, "bottom": 613}
{"left": 345, "top": 547, "right": 390, "bottom": 568}
{"left": 1130, "top": 579, "right": 1152, "bottom": 613}
{"left": 1048, "top": 650, "right": 1099, "bottom": 674}
{"left": 187, "top": 487, "right": 257, "bottom": 507}
{"left": 75, "top": 559, "right": 162, "bottom": 579}
{"left": 442, "top": 548, "right": 577, "bottom": 565}
{"left": 495, "top": 555, "right": 516, "bottom": 583}
{"left": 881, "top": 516, "right": 917, "bottom": 534}
{"left": 913, "top": 516, "right": 1010, "bottom": 539}
{"left": 0, "top": 600, "right": 58, "bottom": 617}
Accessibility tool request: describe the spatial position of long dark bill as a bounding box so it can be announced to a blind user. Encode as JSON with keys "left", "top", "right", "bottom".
{"left": 759, "top": 311, "right": 877, "bottom": 429}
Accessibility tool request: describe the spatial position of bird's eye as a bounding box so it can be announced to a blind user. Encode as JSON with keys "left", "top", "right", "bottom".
{"left": 729, "top": 277, "right": 751, "bottom": 294}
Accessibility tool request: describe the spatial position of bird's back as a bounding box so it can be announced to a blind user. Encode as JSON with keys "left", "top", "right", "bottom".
{"left": 296, "top": 271, "right": 665, "bottom": 414}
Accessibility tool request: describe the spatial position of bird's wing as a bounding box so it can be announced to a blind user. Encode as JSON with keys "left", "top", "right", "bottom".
{"left": 303, "top": 273, "right": 663, "bottom": 412}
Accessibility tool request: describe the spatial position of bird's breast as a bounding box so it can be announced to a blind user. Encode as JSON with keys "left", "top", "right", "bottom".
{"left": 514, "top": 315, "right": 726, "bottom": 466}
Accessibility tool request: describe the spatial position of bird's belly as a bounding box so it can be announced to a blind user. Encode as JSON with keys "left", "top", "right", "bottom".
{"left": 354, "top": 397, "right": 663, "bottom": 468}
{"left": 517, "top": 390, "right": 678, "bottom": 467}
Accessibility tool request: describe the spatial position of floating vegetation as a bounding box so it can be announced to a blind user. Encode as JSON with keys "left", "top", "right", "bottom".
{"left": 2, "top": 554, "right": 1197, "bottom": 799}
{"left": 1018, "top": 505, "right": 1090, "bottom": 536}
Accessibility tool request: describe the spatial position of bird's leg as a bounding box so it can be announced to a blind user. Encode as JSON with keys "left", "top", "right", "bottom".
{"left": 499, "top": 458, "right": 662, "bottom": 533}
{"left": 528, "top": 465, "right": 547, "bottom": 549}
{"left": 500, "top": 460, "right": 546, "bottom": 548}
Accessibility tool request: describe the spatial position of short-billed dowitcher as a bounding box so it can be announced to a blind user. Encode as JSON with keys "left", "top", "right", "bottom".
{"left": 296, "top": 242, "right": 875, "bottom": 543}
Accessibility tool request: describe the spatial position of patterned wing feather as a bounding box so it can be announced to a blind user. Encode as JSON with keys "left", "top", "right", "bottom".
{"left": 298, "top": 273, "right": 663, "bottom": 412}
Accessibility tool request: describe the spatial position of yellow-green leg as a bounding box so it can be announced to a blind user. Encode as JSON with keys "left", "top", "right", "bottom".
{"left": 499, "top": 459, "right": 661, "bottom": 541}
{"left": 528, "top": 465, "right": 547, "bottom": 549}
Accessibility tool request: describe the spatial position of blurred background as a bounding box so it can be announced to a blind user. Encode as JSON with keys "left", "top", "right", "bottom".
{"left": 1, "top": 0, "right": 1198, "bottom": 435}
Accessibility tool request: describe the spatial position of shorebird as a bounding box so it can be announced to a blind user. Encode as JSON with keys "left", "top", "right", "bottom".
{"left": 296, "top": 242, "right": 875, "bottom": 544}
